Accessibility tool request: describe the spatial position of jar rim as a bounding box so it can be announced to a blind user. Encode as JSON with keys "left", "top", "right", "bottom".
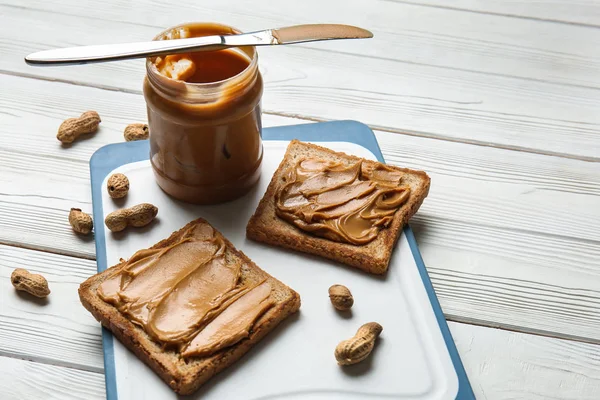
{"left": 145, "top": 22, "right": 259, "bottom": 100}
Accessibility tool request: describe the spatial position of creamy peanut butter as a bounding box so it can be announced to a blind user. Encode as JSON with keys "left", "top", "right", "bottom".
{"left": 182, "top": 281, "right": 274, "bottom": 357}
{"left": 97, "top": 223, "right": 274, "bottom": 356}
{"left": 154, "top": 54, "right": 197, "bottom": 81}
{"left": 275, "top": 159, "right": 411, "bottom": 245}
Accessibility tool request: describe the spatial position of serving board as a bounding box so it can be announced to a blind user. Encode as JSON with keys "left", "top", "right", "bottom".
{"left": 90, "top": 120, "right": 475, "bottom": 400}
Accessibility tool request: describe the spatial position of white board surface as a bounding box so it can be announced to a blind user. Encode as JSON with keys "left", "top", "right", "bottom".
{"left": 100, "top": 141, "right": 459, "bottom": 399}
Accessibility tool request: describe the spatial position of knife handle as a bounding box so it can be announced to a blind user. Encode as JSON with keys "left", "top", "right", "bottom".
{"left": 24, "top": 30, "right": 277, "bottom": 66}
{"left": 25, "top": 36, "right": 228, "bottom": 66}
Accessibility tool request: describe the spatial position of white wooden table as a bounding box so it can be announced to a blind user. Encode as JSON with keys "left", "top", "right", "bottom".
{"left": 1, "top": 1, "right": 599, "bottom": 398}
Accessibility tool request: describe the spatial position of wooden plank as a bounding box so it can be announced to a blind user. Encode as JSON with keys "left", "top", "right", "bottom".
{"left": 0, "top": 245, "right": 104, "bottom": 371}
{"left": 2, "top": 318, "right": 600, "bottom": 400}
{"left": 411, "top": 217, "right": 600, "bottom": 342}
{"left": 2, "top": 6, "right": 600, "bottom": 159}
{"left": 0, "top": 75, "right": 599, "bottom": 342}
{"left": 1, "top": 239, "right": 599, "bottom": 399}
{"left": 6, "top": 0, "right": 600, "bottom": 88}
{"left": 0, "top": 74, "right": 298, "bottom": 163}
{"left": 0, "top": 75, "right": 297, "bottom": 258}
{"left": 450, "top": 322, "right": 600, "bottom": 400}
{"left": 2, "top": 74, "right": 599, "bottom": 250}
{"left": 376, "top": 132, "right": 600, "bottom": 242}
{"left": 409, "top": 0, "right": 600, "bottom": 27}
{"left": 0, "top": 357, "right": 105, "bottom": 400}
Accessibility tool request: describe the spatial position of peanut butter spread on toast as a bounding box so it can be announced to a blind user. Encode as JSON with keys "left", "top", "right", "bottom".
{"left": 275, "top": 159, "right": 411, "bottom": 245}
{"left": 97, "top": 223, "right": 274, "bottom": 357}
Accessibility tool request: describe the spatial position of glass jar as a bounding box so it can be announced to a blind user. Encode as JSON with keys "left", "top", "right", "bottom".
{"left": 143, "top": 23, "right": 263, "bottom": 204}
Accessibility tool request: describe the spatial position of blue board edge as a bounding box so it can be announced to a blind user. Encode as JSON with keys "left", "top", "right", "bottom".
{"left": 89, "top": 119, "right": 475, "bottom": 400}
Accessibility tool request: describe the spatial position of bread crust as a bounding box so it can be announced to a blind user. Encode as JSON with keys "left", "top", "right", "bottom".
{"left": 79, "top": 217, "right": 301, "bottom": 395}
{"left": 246, "top": 140, "right": 430, "bottom": 274}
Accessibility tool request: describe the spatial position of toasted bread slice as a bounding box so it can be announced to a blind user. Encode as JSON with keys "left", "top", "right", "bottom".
{"left": 79, "top": 218, "right": 301, "bottom": 395}
{"left": 246, "top": 140, "right": 430, "bottom": 275}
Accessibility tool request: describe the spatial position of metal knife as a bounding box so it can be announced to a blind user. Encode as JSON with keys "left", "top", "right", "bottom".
{"left": 24, "top": 24, "right": 373, "bottom": 66}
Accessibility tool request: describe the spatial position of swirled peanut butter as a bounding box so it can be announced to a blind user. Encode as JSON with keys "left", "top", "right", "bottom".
{"left": 275, "top": 159, "right": 411, "bottom": 245}
{"left": 97, "top": 223, "right": 274, "bottom": 356}
{"left": 182, "top": 281, "right": 274, "bottom": 357}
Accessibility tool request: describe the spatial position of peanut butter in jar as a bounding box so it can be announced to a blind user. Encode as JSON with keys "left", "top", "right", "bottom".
{"left": 143, "top": 23, "right": 264, "bottom": 204}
